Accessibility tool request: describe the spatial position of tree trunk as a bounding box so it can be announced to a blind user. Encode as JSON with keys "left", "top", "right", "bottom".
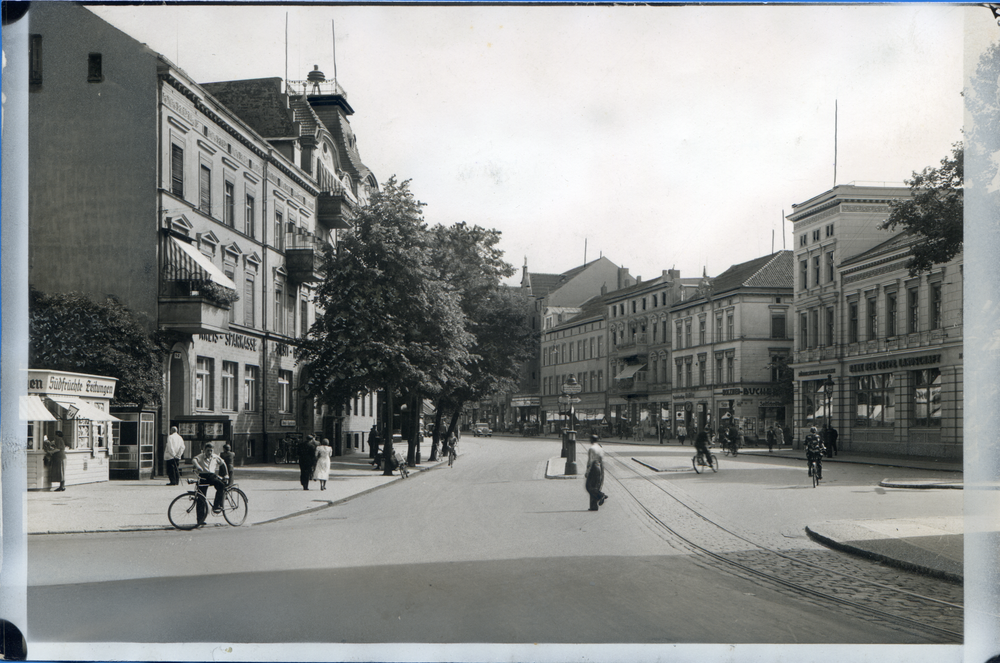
{"left": 429, "top": 401, "right": 445, "bottom": 461}
{"left": 382, "top": 387, "right": 396, "bottom": 476}
{"left": 407, "top": 391, "right": 419, "bottom": 466}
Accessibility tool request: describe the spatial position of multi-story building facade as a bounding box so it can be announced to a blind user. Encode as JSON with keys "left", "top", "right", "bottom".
{"left": 539, "top": 296, "right": 609, "bottom": 434}
{"left": 28, "top": 4, "right": 377, "bottom": 473}
{"left": 789, "top": 184, "right": 963, "bottom": 459}
{"left": 605, "top": 270, "right": 700, "bottom": 439}
{"left": 669, "top": 252, "right": 794, "bottom": 439}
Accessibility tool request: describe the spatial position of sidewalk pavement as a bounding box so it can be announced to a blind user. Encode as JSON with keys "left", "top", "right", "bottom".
{"left": 27, "top": 451, "right": 446, "bottom": 535}
{"left": 545, "top": 441, "right": 967, "bottom": 583}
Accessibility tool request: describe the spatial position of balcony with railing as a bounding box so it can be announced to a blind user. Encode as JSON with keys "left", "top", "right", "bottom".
{"left": 158, "top": 277, "right": 232, "bottom": 335}
{"left": 612, "top": 332, "right": 649, "bottom": 359}
{"left": 610, "top": 375, "right": 649, "bottom": 395}
{"left": 285, "top": 229, "right": 328, "bottom": 283}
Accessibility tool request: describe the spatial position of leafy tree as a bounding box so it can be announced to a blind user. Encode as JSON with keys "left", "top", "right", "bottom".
{"left": 29, "top": 287, "right": 164, "bottom": 408}
{"left": 879, "top": 143, "right": 963, "bottom": 276}
{"left": 299, "top": 177, "right": 473, "bottom": 473}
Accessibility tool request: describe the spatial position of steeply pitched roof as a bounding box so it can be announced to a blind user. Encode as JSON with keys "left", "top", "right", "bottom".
{"left": 201, "top": 78, "right": 297, "bottom": 138}
{"left": 526, "top": 259, "right": 605, "bottom": 298}
{"left": 711, "top": 250, "right": 793, "bottom": 294}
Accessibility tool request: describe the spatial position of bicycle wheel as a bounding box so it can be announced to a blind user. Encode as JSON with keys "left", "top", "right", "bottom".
{"left": 709, "top": 453, "right": 718, "bottom": 472}
{"left": 692, "top": 455, "right": 702, "bottom": 474}
{"left": 811, "top": 463, "right": 819, "bottom": 488}
{"left": 223, "top": 488, "right": 248, "bottom": 526}
{"left": 169, "top": 492, "right": 206, "bottom": 530}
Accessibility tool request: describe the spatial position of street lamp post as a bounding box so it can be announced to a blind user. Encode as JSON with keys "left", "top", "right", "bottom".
{"left": 561, "top": 376, "right": 582, "bottom": 475}
{"left": 823, "top": 375, "right": 834, "bottom": 428}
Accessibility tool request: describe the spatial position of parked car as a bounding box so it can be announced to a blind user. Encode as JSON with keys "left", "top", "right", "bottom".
{"left": 472, "top": 424, "right": 492, "bottom": 437}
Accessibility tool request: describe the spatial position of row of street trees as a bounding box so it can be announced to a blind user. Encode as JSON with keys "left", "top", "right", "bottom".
{"left": 298, "top": 177, "right": 536, "bottom": 472}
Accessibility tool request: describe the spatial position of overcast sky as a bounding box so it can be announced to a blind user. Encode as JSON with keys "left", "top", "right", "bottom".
{"left": 89, "top": 3, "right": 973, "bottom": 285}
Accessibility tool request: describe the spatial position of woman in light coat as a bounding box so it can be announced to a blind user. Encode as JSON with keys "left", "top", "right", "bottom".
{"left": 313, "top": 438, "right": 332, "bottom": 490}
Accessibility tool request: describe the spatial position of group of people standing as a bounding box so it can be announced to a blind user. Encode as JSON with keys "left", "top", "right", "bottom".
{"left": 298, "top": 434, "right": 333, "bottom": 490}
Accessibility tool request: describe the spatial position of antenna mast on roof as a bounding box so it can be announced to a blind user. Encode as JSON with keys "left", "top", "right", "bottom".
{"left": 833, "top": 100, "right": 838, "bottom": 188}
{"left": 284, "top": 13, "right": 289, "bottom": 95}
{"left": 584, "top": 238, "right": 587, "bottom": 265}
{"left": 332, "top": 20, "right": 338, "bottom": 91}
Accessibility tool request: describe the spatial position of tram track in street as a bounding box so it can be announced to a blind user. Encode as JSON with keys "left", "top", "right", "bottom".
{"left": 602, "top": 449, "right": 963, "bottom": 643}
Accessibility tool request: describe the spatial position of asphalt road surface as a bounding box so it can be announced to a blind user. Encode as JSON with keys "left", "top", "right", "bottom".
{"left": 27, "top": 436, "right": 962, "bottom": 646}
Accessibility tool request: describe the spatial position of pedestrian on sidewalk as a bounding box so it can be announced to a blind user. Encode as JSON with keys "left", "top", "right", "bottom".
{"left": 584, "top": 435, "right": 607, "bottom": 511}
{"left": 774, "top": 425, "right": 784, "bottom": 448}
{"left": 220, "top": 444, "right": 236, "bottom": 486}
{"left": 827, "top": 426, "right": 839, "bottom": 457}
{"left": 298, "top": 434, "right": 318, "bottom": 490}
{"left": 766, "top": 426, "right": 775, "bottom": 453}
{"left": 165, "top": 426, "right": 185, "bottom": 485}
{"left": 368, "top": 426, "right": 381, "bottom": 460}
{"left": 49, "top": 430, "right": 67, "bottom": 492}
{"left": 677, "top": 423, "right": 687, "bottom": 446}
{"left": 314, "top": 438, "right": 332, "bottom": 490}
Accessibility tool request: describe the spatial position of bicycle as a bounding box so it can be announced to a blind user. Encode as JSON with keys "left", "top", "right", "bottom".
{"left": 393, "top": 451, "right": 409, "bottom": 479}
{"left": 692, "top": 449, "right": 718, "bottom": 473}
{"left": 722, "top": 438, "right": 741, "bottom": 457}
{"left": 807, "top": 457, "right": 822, "bottom": 488}
{"left": 168, "top": 478, "right": 248, "bottom": 529}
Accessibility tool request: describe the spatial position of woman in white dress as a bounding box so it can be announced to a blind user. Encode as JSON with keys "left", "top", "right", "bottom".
{"left": 313, "top": 438, "right": 332, "bottom": 490}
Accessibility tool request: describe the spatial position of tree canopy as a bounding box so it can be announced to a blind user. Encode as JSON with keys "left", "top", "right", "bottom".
{"left": 879, "top": 143, "right": 963, "bottom": 275}
{"left": 29, "top": 287, "right": 164, "bottom": 407}
{"left": 300, "top": 177, "right": 473, "bottom": 406}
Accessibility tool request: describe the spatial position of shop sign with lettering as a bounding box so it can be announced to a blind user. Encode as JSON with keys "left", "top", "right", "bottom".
{"left": 848, "top": 354, "right": 941, "bottom": 374}
{"left": 198, "top": 332, "right": 259, "bottom": 352}
{"left": 28, "top": 370, "right": 117, "bottom": 398}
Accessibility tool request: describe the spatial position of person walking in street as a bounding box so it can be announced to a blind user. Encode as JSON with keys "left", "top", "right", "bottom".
{"left": 313, "top": 438, "right": 332, "bottom": 490}
{"left": 446, "top": 433, "right": 457, "bottom": 467}
{"left": 220, "top": 443, "right": 236, "bottom": 486}
{"left": 584, "top": 435, "right": 608, "bottom": 511}
{"left": 774, "top": 424, "right": 785, "bottom": 448}
{"left": 165, "top": 426, "right": 185, "bottom": 485}
{"left": 766, "top": 426, "right": 775, "bottom": 453}
{"left": 368, "top": 426, "right": 381, "bottom": 460}
{"left": 49, "top": 430, "right": 67, "bottom": 492}
{"left": 298, "top": 434, "right": 318, "bottom": 490}
{"left": 827, "top": 426, "right": 839, "bottom": 457}
{"left": 677, "top": 423, "right": 687, "bottom": 446}
{"left": 192, "top": 442, "right": 228, "bottom": 519}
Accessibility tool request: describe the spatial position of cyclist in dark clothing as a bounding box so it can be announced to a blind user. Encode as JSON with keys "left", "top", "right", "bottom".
{"left": 694, "top": 429, "right": 711, "bottom": 464}
{"left": 804, "top": 426, "right": 826, "bottom": 480}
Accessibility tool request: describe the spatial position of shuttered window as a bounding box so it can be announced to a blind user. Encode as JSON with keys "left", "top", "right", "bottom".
{"left": 171, "top": 145, "right": 184, "bottom": 197}
{"left": 199, "top": 165, "right": 211, "bottom": 213}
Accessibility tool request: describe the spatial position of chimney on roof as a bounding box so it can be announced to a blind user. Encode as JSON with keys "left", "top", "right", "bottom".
{"left": 601, "top": 283, "right": 607, "bottom": 296}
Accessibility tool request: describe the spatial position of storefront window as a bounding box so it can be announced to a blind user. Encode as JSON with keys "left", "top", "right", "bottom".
{"left": 196, "top": 356, "right": 214, "bottom": 410}
{"left": 913, "top": 368, "right": 941, "bottom": 426}
{"left": 853, "top": 373, "right": 895, "bottom": 427}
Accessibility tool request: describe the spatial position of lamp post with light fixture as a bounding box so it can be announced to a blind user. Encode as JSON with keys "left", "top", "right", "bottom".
{"left": 561, "top": 376, "right": 582, "bottom": 475}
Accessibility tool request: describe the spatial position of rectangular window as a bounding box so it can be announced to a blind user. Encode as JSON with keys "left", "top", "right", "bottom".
{"left": 812, "top": 229, "right": 821, "bottom": 242}
{"left": 597, "top": 336, "right": 603, "bottom": 357}
{"left": 853, "top": 373, "right": 896, "bottom": 428}
{"left": 826, "top": 306, "right": 835, "bottom": 346}
{"left": 274, "top": 280, "right": 284, "bottom": 335}
{"left": 908, "top": 287, "right": 919, "bottom": 333}
{"left": 698, "top": 356, "right": 706, "bottom": 386}
{"left": 685, "top": 360, "right": 693, "bottom": 388}
{"left": 244, "top": 274, "right": 255, "bottom": 327}
{"left": 913, "top": 369, "right": 941, "bottom": 426}
{"left": 699, "top": 319, "right": 706, "bottom": 345}
{"left": 727, "top": 313, "right": 734, "bottom": 341}
{"left": 800, "top": 234, "right": 807, "bottom": 247}
{"left": 685, "top": 322, "right": 692, "bottom": 348}
{"left": 171, "top": 144, "right": 184, "bottom": 197}
{"left": 274, "top": 211, "right": 284, "bottom": 251}
{"left": 87, "top": 53, "right": 103, "bottom": 82}
{"left": 800, "top": 313, "right": 809, "bottom": 350}
{"left": 278, "top": 370, "right": 292, "bottom": 413}
{"left": 930, "top": 283, "right": 942, "bottom": 329}
{"left": 676, "top": 323, "right": 683, "bottom": 349}
{"left": 199, "top": 165, "right": 212, "bottom": 214}
{"left": 715, "top": 355, "right": 723, "bottom": 384}
{"left": 29, "top": 34, "right": 43, "bottom": 86}
{"left": 867, "top": 296, "right": 878, "bottom": 339}
{"left": 301, "top": 296, "right": 309, "bottom": 338}
{"left": 195, "top": 357, "right": 214, "bottom": 410}
{"left": 826, "top": 224, "right": 834, "bottom": 237}
{"left": 225, "top": 267, "right": 236, "bottom": 324}
{"left": 288, "top": 285, "right": 297, "bottom": 337}
{"left": 221, "top": 361, "right": 237, "bottom": 411}
{"left": 800, "top": 260, "right": 808, "bottom": 289}
{"left": 848, "top": 302, "right": 859, "bottom": 343}
{"left": 810, "top": 309, "right": 819, "bottom": 347}
{"left": 887, "top": 292, "right": 897, "bottom": 337}
{"left": 813, "top": 255, "right": 820, "bottom": 287}
{"left": 245, "top": 194, "right": 256, "bottom": 238}
{"left": 597, "top": 370, "right": 603, "bottom": 392}
{"left": 224, "top": 182, "right": 235, "bottom": 227}
{"left": 244, "top": 365, "right": 258, "bottom": 411}
{"left": 715, "top": 315, "right": 723, "bottom": 341}
{"left": 726, "top": 356, "right": 735, "bottom": 383}
{"left": 771, "top": 313, "right": 785, "bottom": 339}
{"left": 827, "top": 251, "right": 835, "bottom": 283}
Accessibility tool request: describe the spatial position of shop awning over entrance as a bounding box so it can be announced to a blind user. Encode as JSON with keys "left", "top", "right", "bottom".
{"left": 49, "top": 397, "right": 121, "bottom": 422}
{"left": 614, "top": 364, "right": 646, "bottom": 380}
{"left": 20, "top": 395, "right": 57, "bottom": 421}
{"left": 167, "top": 236, "right": 238, "bottom": 290}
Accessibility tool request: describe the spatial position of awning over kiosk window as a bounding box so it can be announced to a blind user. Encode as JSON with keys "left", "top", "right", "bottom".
{"left": 49, "top": 398, "right": 121, "bottom": 422}
{"left": 167, "top": 236, "right": 238, "bottom": 290}
{"left": 614, "top": 364, "right": 646, "bottom": 380}
{"left": 20, "top": 395, "right": 57, "bottom": 421}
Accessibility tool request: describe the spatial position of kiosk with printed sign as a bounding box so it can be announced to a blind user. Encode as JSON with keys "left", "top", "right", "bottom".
{"left": 170, "top": 415, "right": 232, "bottom": 468}
{"left": 24, "top": 369, "right": 120, "bottom": 490}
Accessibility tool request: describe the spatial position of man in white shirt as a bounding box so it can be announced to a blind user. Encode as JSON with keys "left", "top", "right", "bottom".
{"left": 165, "top": 426, "right": 185, "bottom": 486}
{"left": 192, "top": 442, "right": 229, "bottom": 519}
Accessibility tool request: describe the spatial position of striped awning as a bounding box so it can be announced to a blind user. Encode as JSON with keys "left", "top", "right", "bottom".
{"left": 615, "top": 364, "right": 646, "bottom": 380}
{"left": 20, "top": 395, "right": 57, "bottom": 421}
{"left": 166, "top": 236, "right": 237, "bottom": 290}
{"left": 49, "top": 397, "right": 121, "bottom": 422}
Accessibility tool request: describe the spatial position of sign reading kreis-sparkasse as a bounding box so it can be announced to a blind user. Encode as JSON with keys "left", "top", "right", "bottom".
{"left": 198, "top": 332, "right": 258, "bottom": 352}
{"left": 848, "top": 354, "right": 941, "bottom": 374}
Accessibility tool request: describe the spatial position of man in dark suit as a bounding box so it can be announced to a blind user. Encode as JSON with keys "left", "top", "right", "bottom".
{"left": 297, "top": 435, "right": 317, "bottom": 490}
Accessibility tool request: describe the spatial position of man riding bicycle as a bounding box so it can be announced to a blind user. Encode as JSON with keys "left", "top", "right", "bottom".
{"left": 192, "top": 442, "right": 229, "bottom": 516}
{"left": 694, "top": 428, "right": 711, "bottom": 465}
{"left": 804, "top": 426, "right": 826, "bottom": 480}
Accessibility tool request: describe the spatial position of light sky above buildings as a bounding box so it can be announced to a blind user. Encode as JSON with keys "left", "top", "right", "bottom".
{"left": 89, "top": 3, "right": 978, "bottom": 285}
